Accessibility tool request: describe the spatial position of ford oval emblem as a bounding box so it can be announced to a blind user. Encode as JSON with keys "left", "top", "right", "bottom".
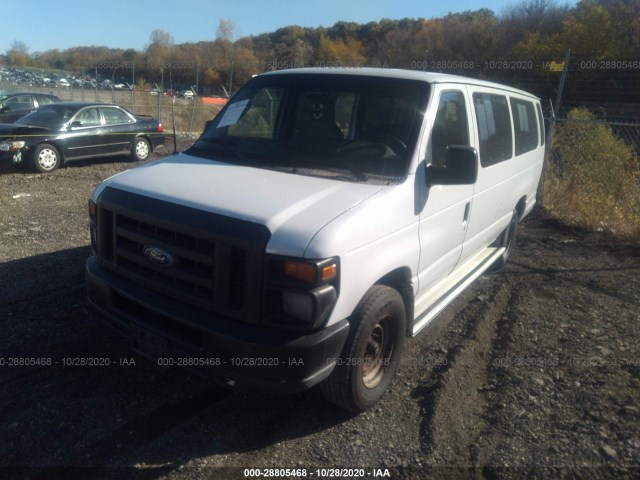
{"left": 143, "top": 246, "right": 175, "bottom": 268}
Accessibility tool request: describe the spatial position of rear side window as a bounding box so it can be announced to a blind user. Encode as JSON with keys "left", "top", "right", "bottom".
{"left": 510, "top": 98, "right": 538, "bottom": 155}
{"left": 102, "top": 107, "right": 134, "bottom": 125}
{"left": 473, "top": 93, "right": 513, "bottom": 167}
{"left": 37, "top": 96, "right": 57, "bottom": 106}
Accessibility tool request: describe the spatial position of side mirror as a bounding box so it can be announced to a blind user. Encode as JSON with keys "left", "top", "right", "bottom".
{"left": 70, "top": 121, "right": 82, "bottom": 129}
{"left": 426, "top": 145, "right": 478, "bottom": 187}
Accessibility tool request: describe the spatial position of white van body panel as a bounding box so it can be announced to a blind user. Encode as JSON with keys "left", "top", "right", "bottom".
{"left": 87, "top": 68, "right": 546, "bottom": 399}
{"left": 304, "top": 178, "right": 421, "bottom": 325}
{"left": 92, "top": 72, "right": 545, "bottom": 333}
{"left": 94, "top": 152, "right": 385, "bottom": 258}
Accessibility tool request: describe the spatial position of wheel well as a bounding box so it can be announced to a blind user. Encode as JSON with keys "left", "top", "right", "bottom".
{"left": 516, "top": 196, "right": 527, "bottom": 220}
{"left": 376, "top": 268, "right": 414, "bottom": 337}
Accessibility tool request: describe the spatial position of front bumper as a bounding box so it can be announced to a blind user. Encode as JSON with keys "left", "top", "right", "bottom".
{"left": 86, "top": 256, "right": 350, "bottom": 392}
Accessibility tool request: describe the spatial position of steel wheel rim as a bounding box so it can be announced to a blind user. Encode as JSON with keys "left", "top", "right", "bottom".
{"left": 38, "top": 148, "right": 57, "bottom": 170}
{"left": 135, "top": 140, "right": 149, "bottom": 159}
{"left": 362, "top": 315, "right": 394, "bottom": 389}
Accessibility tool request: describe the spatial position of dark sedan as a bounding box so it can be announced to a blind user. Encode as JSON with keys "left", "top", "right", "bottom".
{"left": 0, "top": 92, "right": 60, "bottom": 123}
{"left": 0, "top": 102, "right": 165, "bottom": 173}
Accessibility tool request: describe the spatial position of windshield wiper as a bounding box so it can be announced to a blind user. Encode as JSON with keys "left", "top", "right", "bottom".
{"left": 320, "top": 159, "right": 367, "bottom": 181}
{"left": 198, "top": 137, "right": 248, "bottom": 163}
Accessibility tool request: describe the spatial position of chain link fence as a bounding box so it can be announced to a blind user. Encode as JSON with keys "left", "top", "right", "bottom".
{"left": 0, "top": 76, "right": 225, "bottom": 138}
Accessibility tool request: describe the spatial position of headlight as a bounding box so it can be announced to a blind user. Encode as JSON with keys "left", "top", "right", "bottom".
{"left": 0, "top": 140, "right": 26, "bottom": 151}
{"left": 264, "top": 256, "right": 340, "bottom": 330}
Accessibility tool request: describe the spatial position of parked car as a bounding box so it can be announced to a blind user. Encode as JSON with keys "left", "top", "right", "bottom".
{"left": 0, "top": 92, "right": 60, "bottom": 123}
{"left": 0, "top": 102, "right": 164, "bottom": 173}
{"left": 179, "top": 90, "right": 195, "bottom": 99}
{"left": 86, "top": 68, "right": 545, "bottom": 412}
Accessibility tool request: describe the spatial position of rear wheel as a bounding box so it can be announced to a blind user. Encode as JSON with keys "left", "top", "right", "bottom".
{"left": 131, "top": 137, "right": 151, "bottom": 161}
{"left": 321, "top": 285, "right": 406, "bottom": 412}
{"left": 32, "top": 144, "right": 60, "bottom": 173}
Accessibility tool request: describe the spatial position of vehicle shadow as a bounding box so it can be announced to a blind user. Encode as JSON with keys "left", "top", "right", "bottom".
{"left": 0, "top": 247, "right": 355, "bottom": 476}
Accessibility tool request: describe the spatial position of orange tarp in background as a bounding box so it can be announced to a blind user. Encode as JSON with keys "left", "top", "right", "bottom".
{"left": 201, "top": 97, "right": 228, "bottom": 105}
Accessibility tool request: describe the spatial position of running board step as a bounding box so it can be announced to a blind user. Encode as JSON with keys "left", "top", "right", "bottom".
{"left": 411, "top": 246, "right": 505, "bottom": 337}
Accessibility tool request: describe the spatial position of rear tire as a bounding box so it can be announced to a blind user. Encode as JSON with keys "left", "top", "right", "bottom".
{"left": 321, "top": 285, "right": 406, "bottom": 412}
{"left": 491, "top": 208, "right": 519, "bottom": 271}
{"left": 131, "top": 137, "right": 151, "bottom": 162}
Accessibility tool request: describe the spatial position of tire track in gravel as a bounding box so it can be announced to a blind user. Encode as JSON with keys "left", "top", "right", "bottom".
{"left": 413, "top": 275, "right": 517, "bottom": 467}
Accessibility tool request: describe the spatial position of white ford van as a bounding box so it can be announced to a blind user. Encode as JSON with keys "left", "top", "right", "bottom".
{"left": 86, "top": 68, "right": 545, "bottom": 411}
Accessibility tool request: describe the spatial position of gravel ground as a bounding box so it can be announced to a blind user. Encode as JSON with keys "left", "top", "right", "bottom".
{"left": 0, "top": 144, "right": 639, "bottom": 479}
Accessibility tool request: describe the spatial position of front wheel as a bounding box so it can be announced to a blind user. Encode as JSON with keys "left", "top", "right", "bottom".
{"left": 320, "top": 285, "right": 406, "bottom": 412}
{"left": 32, "top": 144, "right": 61, "bottom": 173}
{"left": 130, "top": 137, "right": 151, "bottom": 162}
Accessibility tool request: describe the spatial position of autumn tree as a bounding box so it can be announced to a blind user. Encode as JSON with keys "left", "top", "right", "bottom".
{"left": 512, "top": 0, "right": 631, "bottom": 60}
{"left": 315, "top": 35, "right": 366, "bottom": 66}
{"left": 6, "top": 40, "right": 30, "bottom": 66}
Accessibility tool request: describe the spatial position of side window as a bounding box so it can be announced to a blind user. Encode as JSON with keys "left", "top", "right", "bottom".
{"left": 102, "top": 107, "right": 133, "bottom": 125}
{"left": 74, "top": 107, "right": 102, "bottom": 127}
{"left": 473, "top": 93, "right": 513, "bottom": 167}
{"left": 431, "top": 91, "right": 469, "bottom": 167}
{"left": 6, "top": 95, "right": 35, "bottom": 111}
{"left": 536, "top": 102, "right": 545, "bottom": 146}
{"left": 36, "top": 96, "right": 56, "bottom": 106}
{"left": 510, "top": 98, "right": 538, "bottom": 155}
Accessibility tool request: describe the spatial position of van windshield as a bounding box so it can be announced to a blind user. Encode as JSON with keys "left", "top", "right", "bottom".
{"left": 188, "top": 73, "right": 429, "bottom": 185}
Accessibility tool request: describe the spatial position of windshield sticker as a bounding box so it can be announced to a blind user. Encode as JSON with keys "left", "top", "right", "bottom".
{"left": 217, "top": 99, "right": 249, "bottom": 128}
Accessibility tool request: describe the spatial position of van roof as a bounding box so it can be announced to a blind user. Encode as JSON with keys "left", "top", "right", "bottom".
{"left": 260, "top": 67, "right": 539, "bottom": 100}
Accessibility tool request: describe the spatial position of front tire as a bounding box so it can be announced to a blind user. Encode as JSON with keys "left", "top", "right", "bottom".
{"left": 321, "top": 285, "right": 406, "bottom": 412}
{"left": 131, "top": 137, "right": 151, "bottom": 162}
{"left": 32, "top": 144, "right": 60, "bottom": 173}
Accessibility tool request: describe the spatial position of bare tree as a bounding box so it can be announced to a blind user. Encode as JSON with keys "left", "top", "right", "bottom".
{"left": 149, "top": 29, "right": 175, "bottom": 47}
{"left": 503, "top": 0, "right": 569, "bottom": 34}
{"left": 10, "top": 40, "right": 29, "bottom": 54}
{"left": 216, "top": 19, "right": 237, "bottom": 42}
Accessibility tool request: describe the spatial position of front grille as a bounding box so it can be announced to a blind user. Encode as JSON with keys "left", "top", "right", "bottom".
{"left": 96, "top": 188, "right": 270, "bottom": 324}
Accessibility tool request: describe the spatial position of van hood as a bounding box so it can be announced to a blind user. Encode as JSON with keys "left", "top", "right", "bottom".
{"left": 95, "top": 152, "right": 386, "bottom": 257}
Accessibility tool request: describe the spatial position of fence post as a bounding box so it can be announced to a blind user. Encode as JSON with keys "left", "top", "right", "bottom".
{"left": 188, "top": 64, "right": 199, "bottom": 135}
{"left": 538, "top": 49, "right": 571, "bottom": 207}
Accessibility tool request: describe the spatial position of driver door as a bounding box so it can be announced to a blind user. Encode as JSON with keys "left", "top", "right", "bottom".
{"left": 63, "top": 107, "right": 105, "bottom": 159}
{"left": 416, "top": 86, "right": 475, "bottom": 295}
